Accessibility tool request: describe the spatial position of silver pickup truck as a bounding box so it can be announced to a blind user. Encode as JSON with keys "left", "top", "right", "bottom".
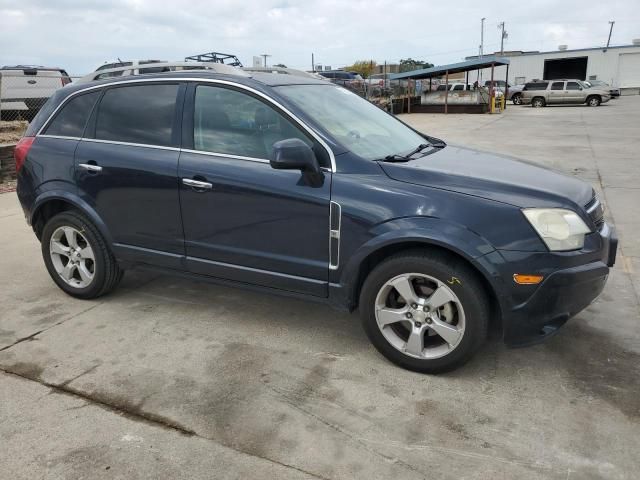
{"left": 0, "top": 65, "right": 71, "bottom": 120}
{"left": 521, "top": 79, "right": 611, "bottom": 107}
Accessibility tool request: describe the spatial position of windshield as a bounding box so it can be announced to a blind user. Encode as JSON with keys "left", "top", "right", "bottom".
{"left": 275, "top": 84, "right": 427, "bottom": 161}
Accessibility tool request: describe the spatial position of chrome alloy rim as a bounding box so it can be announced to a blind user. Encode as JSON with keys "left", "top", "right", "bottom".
{"left": 374, "top": 273, "right": 466, "bottom": 360}
{"left": 49, "top": 226, "right": 95, "bottom": 288}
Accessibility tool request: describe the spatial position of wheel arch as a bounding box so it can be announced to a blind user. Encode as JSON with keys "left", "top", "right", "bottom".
{"left": 31, "top": 191, "right": 113, "bottom": 246}
{"left": 338, "top": 219, "right": 506, "bottom": 328}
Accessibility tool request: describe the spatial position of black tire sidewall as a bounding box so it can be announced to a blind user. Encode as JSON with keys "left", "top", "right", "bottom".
{"left": 360, "top": 253, "right": 488, "bottom": 373}
{"left": 41, "top": 212, "right": 109, "bottom": 299}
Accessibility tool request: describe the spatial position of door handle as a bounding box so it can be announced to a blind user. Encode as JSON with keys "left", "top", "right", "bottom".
{"left": 182, "top": 178, "right": 213, "bottom": 190}
{"left": 79, "top": 163, "right": 102, "bottom": 173}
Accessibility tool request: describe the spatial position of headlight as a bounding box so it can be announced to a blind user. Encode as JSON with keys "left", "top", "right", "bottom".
{"left": 522, "top": 208, "right": 591, "bottom": 251}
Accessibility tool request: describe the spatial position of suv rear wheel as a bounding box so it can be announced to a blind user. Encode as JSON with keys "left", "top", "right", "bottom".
{"left": 587, "top": 95, "right": 601, "bottom": 107}
{"left": 359, "top": 250, "right": 489, "bottom": 373}
{"left": 531, "top": 97, "right": 545, "bottom": 108}
{"left": 41, "top": 211, "right": 123, "bottom": 299}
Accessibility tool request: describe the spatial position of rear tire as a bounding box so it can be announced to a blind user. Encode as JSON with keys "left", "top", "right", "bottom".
{"left": 359, "top": 250, "right": 489, "bottom": 373}
{"left": 41, "top": 211, "right": 123, "bottom": 299}
{"left": 587, "top": 95, "right": 601, "bottom": 107}
{"left": 512, "top": 93, "right": 522, "bottom": 105}
{"left": 531, "top": 97, "right": 545, "bottom": 108}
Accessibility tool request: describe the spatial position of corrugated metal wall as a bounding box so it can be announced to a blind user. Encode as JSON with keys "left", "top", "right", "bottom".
{"left": 473, "top": 46, "right": 640, "bottom": 89}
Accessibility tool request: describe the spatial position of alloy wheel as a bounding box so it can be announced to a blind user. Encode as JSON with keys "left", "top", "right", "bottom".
{"left": 49, "top": 226, "right": 96, "bottom": 288}
{"left": 374, "top": 273, "right": 465, "bottom": 359}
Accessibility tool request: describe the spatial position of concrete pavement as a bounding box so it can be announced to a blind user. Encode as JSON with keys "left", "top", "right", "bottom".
{"left": 1, "top": 97, "right": 639, "bottom": 479}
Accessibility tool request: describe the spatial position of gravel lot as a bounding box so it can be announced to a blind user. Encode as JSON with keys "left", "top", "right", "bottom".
{"left": 1, "top": 98, "right": 639, "bottom": 480}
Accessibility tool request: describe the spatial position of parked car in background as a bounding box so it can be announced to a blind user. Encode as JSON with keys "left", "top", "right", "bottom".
{"left": 507, "top": 84, "right": 525, "bottom": 105}
{"left": 522, "top": 80, "right": 611, "bottom": 107}
{"left": 435, "top": 83, "right": 472, "bottom": 91}
{"left": 585, "top": 80, "right": 620, "bottom": 98}
{"left": 0, "top": 65, "right": 71, "bottom": 120}
{"left": 317, "top": 70, "right": 365, "bottom": 95}
{"left": 77, "top": 61, "right": 248, "bottom": 84}
{"left": 15, "top": 70, "right": 616, "bottom": 373}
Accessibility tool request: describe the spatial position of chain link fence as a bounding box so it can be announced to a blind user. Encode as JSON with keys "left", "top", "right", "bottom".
{"left": 0, "top": 68, "right": 80, "bottom": 124}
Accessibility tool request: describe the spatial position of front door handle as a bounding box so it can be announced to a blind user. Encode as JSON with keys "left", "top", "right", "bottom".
{"left": 182, "top": 178, "right": 213, "bottom": 190}
{"left": 79, "top": 163, "right": 102, "bottom": 173}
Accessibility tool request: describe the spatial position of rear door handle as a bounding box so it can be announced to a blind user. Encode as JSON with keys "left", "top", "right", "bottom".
{"left": 182, "top": 178, "right": 213, "bottom": 190}
{"left": 79, "top": 163, "right": 102, "bottom": 173}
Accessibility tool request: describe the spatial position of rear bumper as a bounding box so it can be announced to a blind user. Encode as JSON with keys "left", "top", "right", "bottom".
{"left": 499, "top": 223, "right": 617, "bottom": 346}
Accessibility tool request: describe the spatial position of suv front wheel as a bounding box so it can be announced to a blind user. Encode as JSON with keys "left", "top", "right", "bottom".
{"left": 41, "top": 211, "right": 123, "bottom": 299}
{"left": 359, "top": 250, "right": 489, "bottom": 373}
{"left": 587, "top": 95, "right": 601, "bottom": 107}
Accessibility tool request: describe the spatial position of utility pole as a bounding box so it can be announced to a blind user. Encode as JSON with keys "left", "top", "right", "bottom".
{"left": 311, "top": 53, "right": 315, "bottom": 72}
{"left": 480, "top": 17, "right": 486, "bottom": 59}
{"left": 261, "top": 54, "right": 271, "bottom": 68}
{"left": 606, "top": 21, "right": 615, "bottom": 48}
{"left": 498, "top": 21, "right": 508, "bottom": 55}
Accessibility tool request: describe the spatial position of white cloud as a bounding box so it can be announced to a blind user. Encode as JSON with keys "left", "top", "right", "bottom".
{"left": 1, "top": 0, "right": 638, "bottom": 75}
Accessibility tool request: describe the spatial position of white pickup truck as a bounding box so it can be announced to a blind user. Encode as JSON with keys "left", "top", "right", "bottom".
{"left": 0, "top": 66, "right": 71, "bottom": 121}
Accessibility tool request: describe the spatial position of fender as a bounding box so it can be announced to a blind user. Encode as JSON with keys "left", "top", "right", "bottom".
{"left": 335, "top": 216, "right": 507, "bottom": 310}
{"left": 31, "top": 189, "right": 114, "bottom": 247}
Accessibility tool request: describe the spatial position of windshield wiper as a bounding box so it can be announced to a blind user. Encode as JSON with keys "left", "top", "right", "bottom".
{"left": 383, "top": 143, "right": 431, "bottom": 163}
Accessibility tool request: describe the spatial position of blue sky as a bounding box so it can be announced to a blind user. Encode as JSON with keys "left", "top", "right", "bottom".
{"left": 1, "top": 0, "right": 638, "bottom": 75}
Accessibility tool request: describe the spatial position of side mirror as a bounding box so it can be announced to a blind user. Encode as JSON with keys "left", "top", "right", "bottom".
{"left": 271, "top": 138, "right": 320, "bottom": 174}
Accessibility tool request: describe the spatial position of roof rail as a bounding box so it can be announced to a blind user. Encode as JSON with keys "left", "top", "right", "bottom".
{"left": 75, "top": 61, "right": 249, "bottom": 84}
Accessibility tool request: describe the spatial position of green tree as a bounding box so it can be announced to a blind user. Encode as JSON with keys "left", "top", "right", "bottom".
{"left": 399, "top": 58, "right": 433, "bottom": 73}
{"left": 273, "top": 63, "right": 287, "bottom": 68}
{"left": 344, "top": 60, "right": 377, "bottom": 78}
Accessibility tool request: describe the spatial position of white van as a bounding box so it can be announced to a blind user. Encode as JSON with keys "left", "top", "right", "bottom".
{"left": 0, "top": 66, "right": 71, "bottom": 120}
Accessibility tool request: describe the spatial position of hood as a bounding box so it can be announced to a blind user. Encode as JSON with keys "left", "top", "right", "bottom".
{"left": 379, "top": 145, "right": 594, "bottom": 209}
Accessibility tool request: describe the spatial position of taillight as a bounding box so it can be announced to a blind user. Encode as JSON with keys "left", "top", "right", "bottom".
{"left": 14, "top": 137, "right": 35, "bottom": 173}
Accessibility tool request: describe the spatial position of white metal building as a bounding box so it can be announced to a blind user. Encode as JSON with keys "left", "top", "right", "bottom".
{"left": 470, "top": 43, "right": 640, "bottom": 94}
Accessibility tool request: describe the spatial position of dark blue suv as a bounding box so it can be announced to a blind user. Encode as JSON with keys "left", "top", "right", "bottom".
{"left": 15, "top": 71, "right": 617, "bottom": 372}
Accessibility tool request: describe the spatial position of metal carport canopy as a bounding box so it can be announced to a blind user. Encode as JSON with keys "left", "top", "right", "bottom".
{"left": 390, "top": 56, "right": 510, "bottom": 80}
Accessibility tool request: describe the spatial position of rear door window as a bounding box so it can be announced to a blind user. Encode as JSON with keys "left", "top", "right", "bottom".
{"left": 94, "top": 84, "right": 179, "bottom": 147}
{"left": 44, "top": 91, "right": 101, "bottom": 137}
{"left": 551, "top": 82, "right": 565, "bottom": 90}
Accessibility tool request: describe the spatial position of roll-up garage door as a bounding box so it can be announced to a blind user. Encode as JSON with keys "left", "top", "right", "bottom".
{"left": 618, "top": 52, "right": 640, "bottom": 88}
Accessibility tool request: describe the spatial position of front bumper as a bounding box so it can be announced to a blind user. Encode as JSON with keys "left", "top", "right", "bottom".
{"left": 497, "top": 223, "right": 617, "bottom": 346}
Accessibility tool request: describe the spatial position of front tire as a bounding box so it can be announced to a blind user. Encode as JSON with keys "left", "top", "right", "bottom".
{"left": 512, "top": 93, "right": 522, "bottom": 105}
{"left": 359, "top": 250, "right": 489, "bottom": 373}
{"left": 41, "top": 211, "right": 123, "bottom": 299}
{"left": 587, "top": 95, "right": 601, "bottom": 107}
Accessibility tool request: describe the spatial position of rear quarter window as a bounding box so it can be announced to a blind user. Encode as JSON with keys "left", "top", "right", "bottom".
{"left": 43, "top": 91, "right": 101, "bottom": 137}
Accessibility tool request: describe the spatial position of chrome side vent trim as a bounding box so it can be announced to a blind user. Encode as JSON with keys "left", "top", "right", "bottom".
{"left": 329, "top": 201, "right": 341, "bottom": 270}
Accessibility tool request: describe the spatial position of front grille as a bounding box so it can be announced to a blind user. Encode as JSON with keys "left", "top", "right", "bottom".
{"left": 585, "top": 194, "right": 605, "bottom": 231}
